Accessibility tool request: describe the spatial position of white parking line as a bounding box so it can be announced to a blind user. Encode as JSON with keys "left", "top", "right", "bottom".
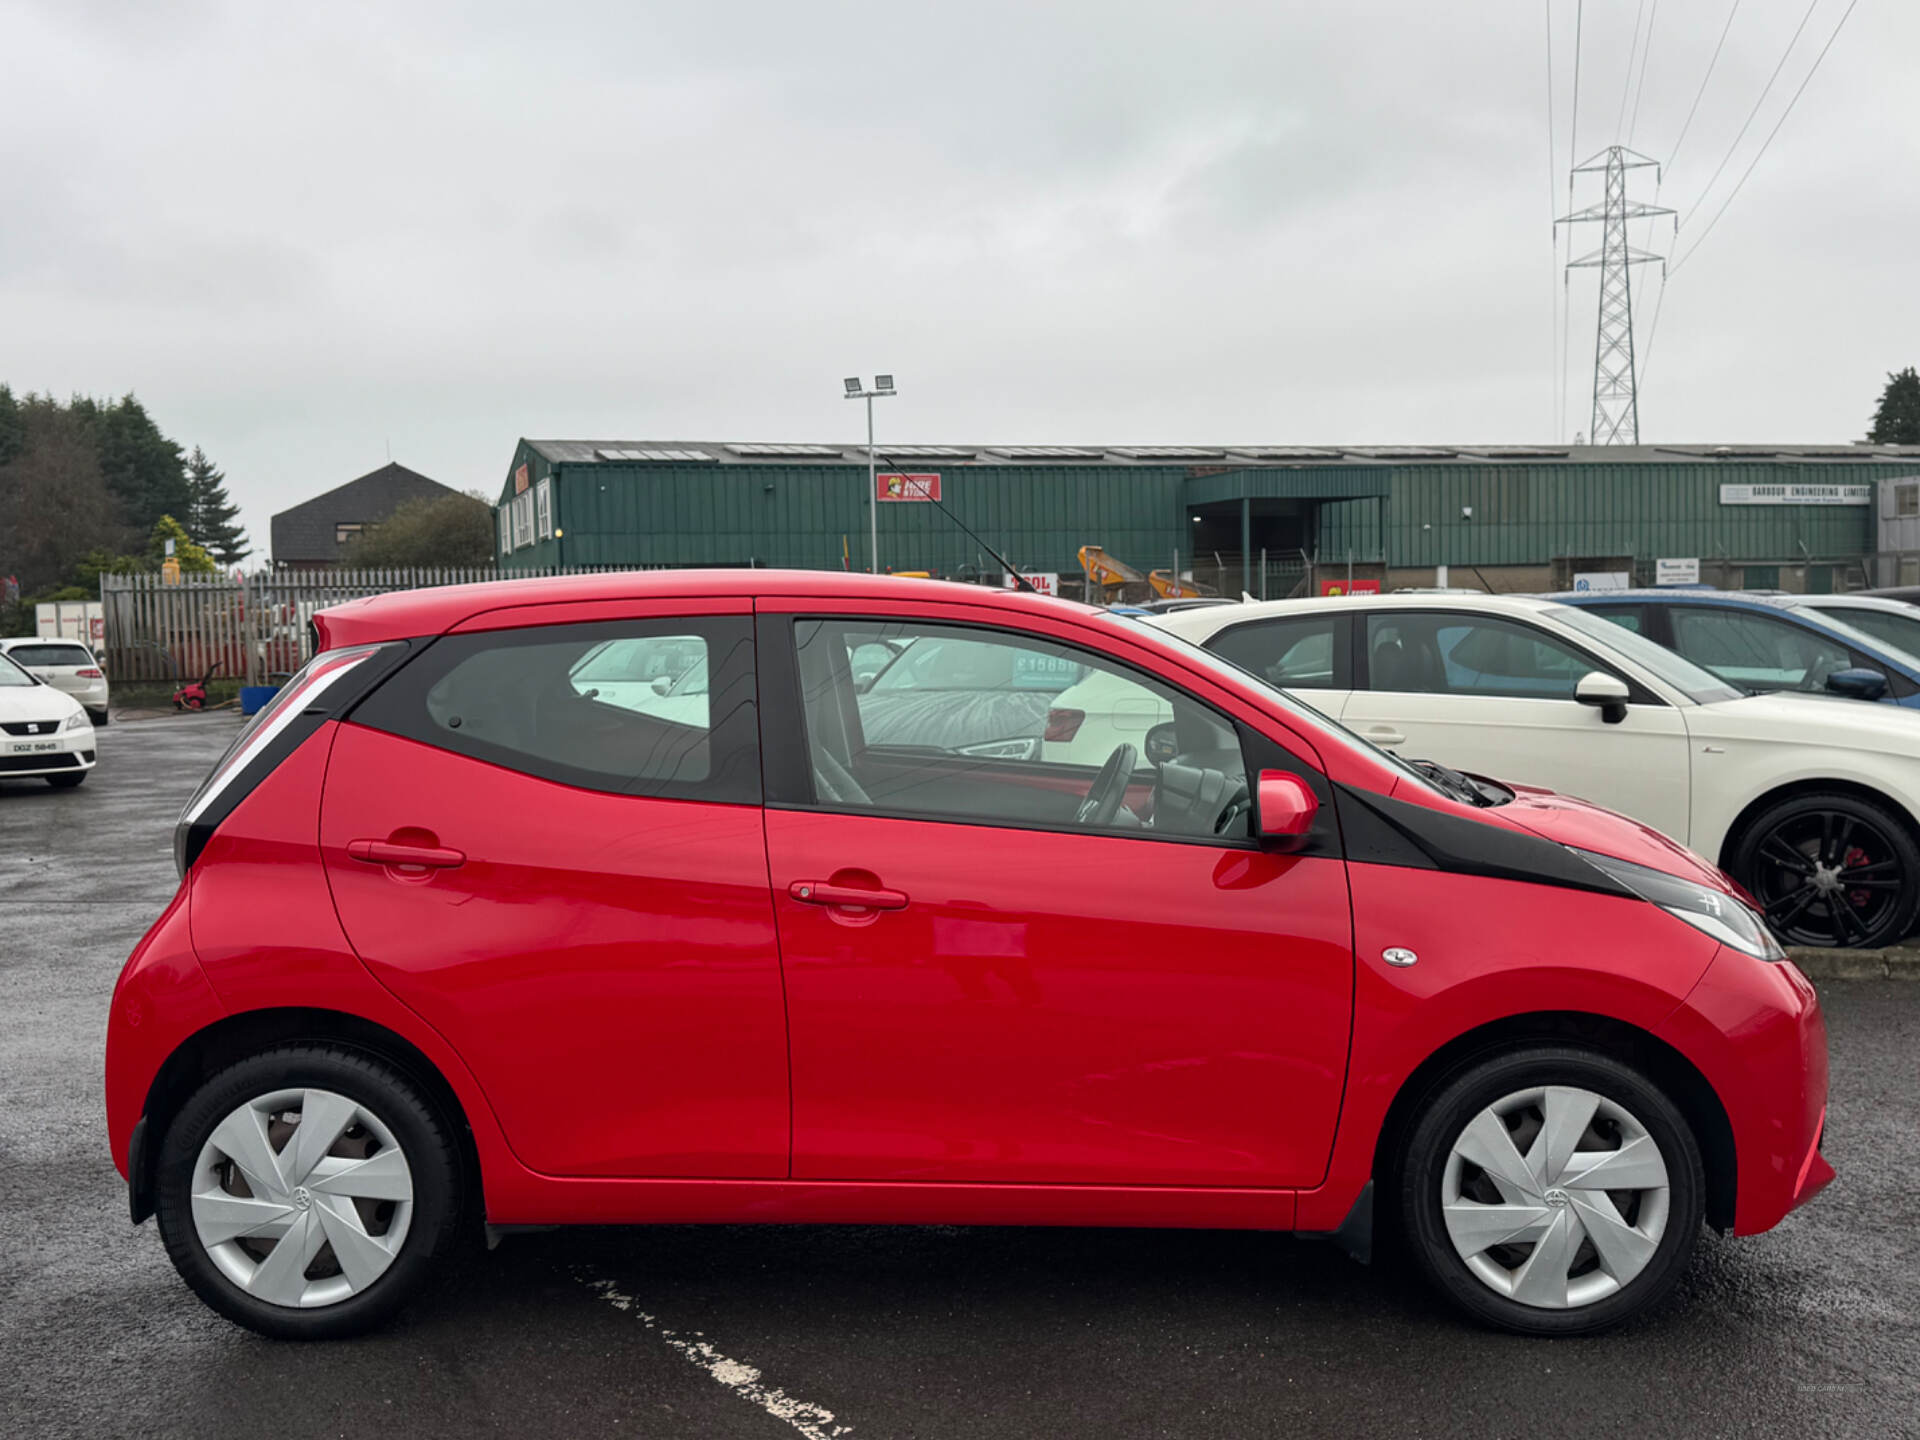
{"left": 578, "top": 1272, "right": 855, "bottom": 1438}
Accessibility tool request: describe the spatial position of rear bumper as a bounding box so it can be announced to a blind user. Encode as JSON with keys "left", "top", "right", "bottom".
{"left": 1655, "top": 948, "right": 1831, "bottom": 1235}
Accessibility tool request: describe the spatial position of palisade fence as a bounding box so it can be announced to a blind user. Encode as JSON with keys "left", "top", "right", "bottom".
{"left": 98, "top": 566, "right": 646, "bottom": 687}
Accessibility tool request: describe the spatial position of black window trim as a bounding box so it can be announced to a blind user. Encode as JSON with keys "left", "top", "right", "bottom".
{"left": 755, "top": 611, "right": 1342, "bottom": 856}
{"left": 1354, "top": 607, "right": 1666, "bottom": 708}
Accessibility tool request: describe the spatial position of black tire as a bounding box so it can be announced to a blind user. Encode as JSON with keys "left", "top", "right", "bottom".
{"left": 154, "top": 1046, "right": 461, "bottom": 1340}
{"left": 88, "top": 708, "right": 109, "bottom": 727}
{"left": 1399, "top": 1046, "right": 1704, "bottom": 1337}
{"left": 46, "top": 772, "right": 85, "bottom": 788}
{"left": 1728, "top": 789, "right": 1920, "bottom": 949}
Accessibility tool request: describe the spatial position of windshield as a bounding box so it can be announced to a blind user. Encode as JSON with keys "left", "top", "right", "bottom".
{"left": 8, "top": 643, "right": 93, "bottom": 667}
{"left": 1550, "top": 605, "right": 1742, "bottom": 704}
{"left": 1809, "top": 603, "right": 1920, "bottom": 666}
{"left": 0, "top": 654, "right": 36, "bottom": 687}
{"left": 1128, "top": 616, "right": 1447, "bottom": 795}
{"left": 1793, "top": 605, "right": 1920, "bottom": 667}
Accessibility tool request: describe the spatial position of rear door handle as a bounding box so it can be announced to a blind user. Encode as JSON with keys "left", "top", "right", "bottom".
{"left": 348, "top": 840, "right": 466, "bottom": 869}
{"left": 1361, "top": 726, "right": 1406, "bottom": 746}
{"left": 789, "top": 881, "right": 909, "bottom": 910}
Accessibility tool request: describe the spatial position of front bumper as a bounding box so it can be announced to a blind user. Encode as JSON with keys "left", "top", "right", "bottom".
{"left": 0, "top": 727, "right": 97, "bottom": 778}
{"left": 1656, "top": 947, "right": 1832, "bottom": 1235}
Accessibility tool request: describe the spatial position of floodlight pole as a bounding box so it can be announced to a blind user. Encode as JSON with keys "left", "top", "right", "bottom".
{"left": 844, "top": 378, "right": 895, "bottom": 573}
{"left": 866, "top": 393, "right": 877, "bottom": 573}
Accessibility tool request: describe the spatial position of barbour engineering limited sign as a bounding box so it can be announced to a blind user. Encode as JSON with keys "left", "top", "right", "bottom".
{"left": 1719, "top": 483, "right": 1871, "bottom": 506}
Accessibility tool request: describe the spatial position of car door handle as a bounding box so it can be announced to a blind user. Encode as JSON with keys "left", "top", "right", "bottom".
{"left": 347, "top": 840, "right": 467, "bottom": 869}
{"left": 1361, "top": 726, "right": 1406, "bottom": 746}
{"left": 789, "top": 881, "right": 909, "bottom": 910}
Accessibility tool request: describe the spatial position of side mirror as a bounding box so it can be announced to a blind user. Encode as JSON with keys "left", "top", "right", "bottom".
{"left": 1143, "top": 721, "right": 1180, "bottom": 767}
{"left": 1574, "top": 670, "right": 1630, "bottom": 724}
{"left": 650, "top": 675, "right": 674, "bottom": 696}
{"left": 1826, "top": 667, "right": 1889, "bottom": 702}
{"left": 1256, "top": 769, "right": 1318, "bottom": 842}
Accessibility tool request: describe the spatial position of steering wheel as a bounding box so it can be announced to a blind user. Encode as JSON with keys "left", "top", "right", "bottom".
{"left": 1213, "top": 781, "right": 1253, "bottom": 837}
{"left": 1074, "top": 744, "right": 1138, "bottom": 827}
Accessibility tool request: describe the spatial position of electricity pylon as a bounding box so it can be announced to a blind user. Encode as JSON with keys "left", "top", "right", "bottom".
{"left": 1557, "top": 146, "right": 1673, "bottom": 445}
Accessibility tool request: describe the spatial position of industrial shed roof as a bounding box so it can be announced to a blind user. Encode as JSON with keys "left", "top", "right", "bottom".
{"left": 523, "top": 440, "right": 1920, "bottom": 468}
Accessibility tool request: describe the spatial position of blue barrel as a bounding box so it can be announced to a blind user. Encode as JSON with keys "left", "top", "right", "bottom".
{"left": 239, "top": 685, "right": 278, "bottom": 716}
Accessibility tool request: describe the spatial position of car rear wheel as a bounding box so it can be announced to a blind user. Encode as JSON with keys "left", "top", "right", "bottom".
{"left": 154, "top": 1046, "right": 461, "bottom": 1340}
{"left": 1729, "top": 790, "right": 1920, "bottom": 949}
{"left": 1400, "top": 1047, "right": 1703, "bottom": 1336}
{"left": 88, "top": 708, "right": 109, "bottom": 726}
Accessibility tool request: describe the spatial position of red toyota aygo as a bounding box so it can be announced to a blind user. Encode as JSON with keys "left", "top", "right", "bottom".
{"left": 105, "top": 572, "right": 1831, "bottom": 1339}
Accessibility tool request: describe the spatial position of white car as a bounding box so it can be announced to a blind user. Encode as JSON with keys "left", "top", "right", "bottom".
{"left": 1153, "top": 592, "right": 1920, "bottom": 949}
{"left": 0, "top": 637, "right": 110, "bottom": 723}
{"left": 1787, "top": 592, "right": 1920, "bottom": 663}
{"left": 0, "top": 651, "right": 98, "bottom": 788}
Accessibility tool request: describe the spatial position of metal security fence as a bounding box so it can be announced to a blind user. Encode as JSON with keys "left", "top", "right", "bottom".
{"left": 98, "top": 566, "right": 636, "bottom": 686}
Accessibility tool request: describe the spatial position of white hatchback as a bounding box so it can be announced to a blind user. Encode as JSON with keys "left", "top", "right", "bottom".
{"left": 1154, "top": 592, "right": 1920, "bottom": 949}
{"left": 0, "top": 637, "right": 110, "bottom": 723}
{"left": 0, "top": 651, "right": 98, "bottom": 788}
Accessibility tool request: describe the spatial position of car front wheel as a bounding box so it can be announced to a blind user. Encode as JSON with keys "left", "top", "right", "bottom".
{"left": 1729, "top": 790, "right": 1920, "bottom": 949}
{"left": 153, "top": 1046, "right": 461, "bottom": 1340}
{"left": 1400, "top": 1047, "right": 1704, "bottom": 1336}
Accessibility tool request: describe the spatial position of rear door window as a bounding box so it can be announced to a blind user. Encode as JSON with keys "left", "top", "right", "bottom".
{"left": 1205, "top": 614, "right": 1347, "bottom": 690}
{"left": 351, "top": 617, "right": 760, "bottom": 802}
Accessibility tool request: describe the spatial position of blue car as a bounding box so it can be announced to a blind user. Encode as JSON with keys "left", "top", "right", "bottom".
{"left": 1550, "top": 589, "right": 1920, "bottom": 706}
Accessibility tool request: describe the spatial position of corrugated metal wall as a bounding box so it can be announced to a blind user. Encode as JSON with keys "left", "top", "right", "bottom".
{"left": 541, "top": 463, "right": 1180, "bottom": 577}
{"left": 1316, "top": 461, "right": 1919, "bottom": 566}
{"left": 497, "top": 452, "right": 1920, "bottom": 576}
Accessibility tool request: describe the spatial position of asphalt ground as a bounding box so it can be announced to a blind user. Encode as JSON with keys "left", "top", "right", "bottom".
{"left": 2, "top": 715, "right": 1916, "bottom": 1440}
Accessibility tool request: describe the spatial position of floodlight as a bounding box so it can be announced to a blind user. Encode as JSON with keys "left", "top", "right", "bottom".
{"left": 843, "top": 377, "right": 863, "bottom": 397}
{"left": 874, "top": 375, "right": 895, "bottom": 393}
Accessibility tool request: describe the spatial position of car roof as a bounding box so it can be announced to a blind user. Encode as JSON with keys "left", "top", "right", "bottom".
{"left": 1149, "top": 591, "right": 1567, "bottom": 638}
{"left": 313, "top": 569, "right": 1099, "bottom": 648}
{"left": 1792, "top": 593, "right": 1919, "bottom": 613}
{"left": 1545, "top": 587, "right": 1815, "bottom": 609}
{"left": 0, "top": 636, "right": 90, "bottom": 651}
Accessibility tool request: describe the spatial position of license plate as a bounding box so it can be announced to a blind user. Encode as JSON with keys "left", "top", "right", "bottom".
{"left": 8, "top": 740, "right": 61, "bottom": 754}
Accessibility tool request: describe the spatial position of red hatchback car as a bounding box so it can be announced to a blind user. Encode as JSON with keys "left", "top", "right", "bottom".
{"left": 106, "top": 572, "right": 1831, "bottom": 1339}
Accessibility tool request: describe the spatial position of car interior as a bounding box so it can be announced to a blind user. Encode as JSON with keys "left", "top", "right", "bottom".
{"left": 794, "top": 619, "right": 1255, "bottom": 840}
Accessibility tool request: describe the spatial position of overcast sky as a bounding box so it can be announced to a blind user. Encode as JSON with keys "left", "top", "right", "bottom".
{"left": 3, "top": 0, "right": 1915, "bottom": 556}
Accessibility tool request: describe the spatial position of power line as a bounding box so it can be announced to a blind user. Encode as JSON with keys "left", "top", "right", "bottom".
{"left": 1626, "top": 0, "right": 1661, "bottom": 148}
{"left": 1677, "top": 0, "right": 1822, "bottom": 227}
{"left": 1615, "top": 0, "right": 1648, "bottom": 141}
{"left": 1546, "top": 0, "right": 1562, "bottom": 440}
{"left": 1564, "top": 0, "right": 1583, "bottom": 437}
{"left": 1666, "top": 0, "right": 1743, "bottom": 176}
{"left": 1671, "top": 0, "right": 1862, "bottom": 276}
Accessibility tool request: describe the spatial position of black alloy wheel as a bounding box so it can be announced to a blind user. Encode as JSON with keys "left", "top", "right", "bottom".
{"left": 1731, "top": 792, "right": 1920, "bottom": 949}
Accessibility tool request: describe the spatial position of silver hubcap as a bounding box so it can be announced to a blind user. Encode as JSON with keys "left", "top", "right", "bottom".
{"left": 191, "top": 1087, "right": 414, "bottom": 1309}
{"left": 1441, "top": 1084, "right": 1670, "bottom": 1310}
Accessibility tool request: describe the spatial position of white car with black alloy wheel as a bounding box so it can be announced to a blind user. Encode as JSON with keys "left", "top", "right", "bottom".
{"left": 0, "top": 650, "right": 98, "bottom": 788}
{"left": 1151, "top": 592, "right": 1920, "bottom": 950}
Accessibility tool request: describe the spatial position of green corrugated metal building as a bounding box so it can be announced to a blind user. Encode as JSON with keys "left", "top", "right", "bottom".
{"left": 495, "top": 440, "right": 1920, "bottom": 595}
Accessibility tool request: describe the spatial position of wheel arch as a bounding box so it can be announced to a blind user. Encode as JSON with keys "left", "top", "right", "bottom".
{"left": 1716, "top": 776, "right": 1920, "bottom": 873}
{"left": 1370, "top": 1009, "right": 1738, "bottom": 1232}
{"left": 133, "top": 1006, "right": 483, "bottom": 1228}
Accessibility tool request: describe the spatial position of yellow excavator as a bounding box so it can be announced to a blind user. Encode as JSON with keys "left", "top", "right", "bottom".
{"left": 1077, "top": 546, "right": 1214, "bottom": 602}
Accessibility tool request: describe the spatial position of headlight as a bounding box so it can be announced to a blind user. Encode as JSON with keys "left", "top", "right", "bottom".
{"left": 953, "top": 737, "right": 1042, "bottom": 761}
{"left": 62, "top": 710, "right": 92, "bottom": 731}
{"left": 1573, "top": 847, "right": 1786, "bottom": 960}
